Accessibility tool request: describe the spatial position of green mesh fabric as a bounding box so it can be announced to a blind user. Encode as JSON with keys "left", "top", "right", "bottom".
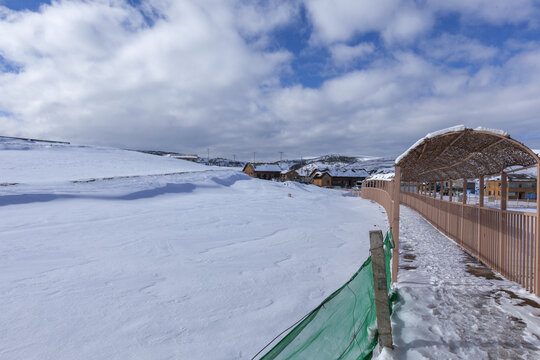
{"left": 259, "top": 230, "right": 395, "bottom": 360}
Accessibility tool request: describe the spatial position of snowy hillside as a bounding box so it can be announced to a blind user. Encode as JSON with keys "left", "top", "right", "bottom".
{"left": 0, "top": 140, "right": 387, "bottom": 359}
{"left": 0, "top": 137, "right": 212, "bottom": 184}
{"left": 294, "top": 154, "right": 395, "bottom": 176}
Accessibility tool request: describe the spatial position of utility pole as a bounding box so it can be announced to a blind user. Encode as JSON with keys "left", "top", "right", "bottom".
{"left": 279, "top": 151, "right": 283, "bottom": 168}
{"left": 253, "top": 152, "right": 256, "bottom": 163}
{"left": 233, "top": 154, "right": 236, "bottom": 162}
{"left": 207, "top": 148, "right": 210, "bottom": 162}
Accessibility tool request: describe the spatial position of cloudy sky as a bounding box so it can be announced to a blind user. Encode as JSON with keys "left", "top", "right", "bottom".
{"left": 1, "top": 0, "right": 540, "bottom": 161}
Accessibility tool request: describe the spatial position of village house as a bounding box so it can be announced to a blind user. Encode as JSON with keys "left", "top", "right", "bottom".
{"left": 242, "top": 163, "right": 283, "bottom": 180}
{"left": 310, "top": 168, "right": 369, "bottom": 188}
{"left": 486, "top": 173, "right": 537, "bottom": 200}
{"left": 281, "top": 169, "right": 299, "bottom": 181}
{"left": 311, "top": 171, "right": 332, "bottom": 187}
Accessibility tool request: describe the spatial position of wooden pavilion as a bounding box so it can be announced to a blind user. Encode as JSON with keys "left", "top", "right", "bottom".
{"left": 362, "top": 126, "right": 540, "bottom": 296}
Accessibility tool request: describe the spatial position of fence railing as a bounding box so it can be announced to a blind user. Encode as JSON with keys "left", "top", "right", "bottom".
{"left": 361, "top": 181, "right": 394, "bottom": 225}
{"left": 363, "top": 180, "right": 539, "bottom": 295}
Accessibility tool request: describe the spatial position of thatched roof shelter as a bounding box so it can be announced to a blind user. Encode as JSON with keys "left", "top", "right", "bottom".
{"left": 395, "top": 126, "right": 540, "bottom": 182}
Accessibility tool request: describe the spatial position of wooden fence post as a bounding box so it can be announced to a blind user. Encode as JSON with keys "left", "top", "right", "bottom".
{"left": 461, "top": 179, "right": 466, "bottom": 246}
{"left": 501, "top": 173, "right": 507, "bottom": 211}
{"left": 535, "top": 164, "right": 540, "bottom": 295}
{"left": 370, "top": 230, "right": 393, "bottom": 350}
{"left": 479, "top": 176, "right": 484, "bottom": 208}
{"left": 499, "top": 173, "right": 507, "bottom": 277}
{"left": 478, "top": 176, "right": 484, "bottom": 263}
{"left": 392, "top": 166, "right": 401, "bottom": 284}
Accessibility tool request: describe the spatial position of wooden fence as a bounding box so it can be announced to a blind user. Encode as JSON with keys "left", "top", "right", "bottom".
{"left": 361, "top": 180, "right": 394, "bottom": 225}
{"left": 363, "top": 180, "right": 539, "bottom": 295}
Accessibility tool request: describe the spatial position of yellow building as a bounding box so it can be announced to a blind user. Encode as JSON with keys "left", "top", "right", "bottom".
{"left": 486, "top": 174, "right": 537, "bottom": 200}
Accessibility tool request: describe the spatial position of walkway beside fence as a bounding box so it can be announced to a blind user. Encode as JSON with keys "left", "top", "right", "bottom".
{"left": 392, "top": 205, "right": 540, "bottom": 359}
{"left": 363, "top": 127, "right": 540, "bottom": 297}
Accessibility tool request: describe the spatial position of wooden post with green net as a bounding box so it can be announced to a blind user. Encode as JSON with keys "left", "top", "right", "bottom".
{"left": 370, "top": 230, "right": 393, "bottom": 350}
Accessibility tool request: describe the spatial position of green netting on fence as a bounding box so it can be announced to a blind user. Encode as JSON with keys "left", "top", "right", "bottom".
{"left": 259, "top": 230, "right": 395, "bottom": 360}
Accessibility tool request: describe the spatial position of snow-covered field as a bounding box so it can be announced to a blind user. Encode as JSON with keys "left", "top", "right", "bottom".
{"left": 0, "top": 138, "right": 211, "bottom": 184}
{"left": 0, "top": 138, "right": 387, "bottom": 359}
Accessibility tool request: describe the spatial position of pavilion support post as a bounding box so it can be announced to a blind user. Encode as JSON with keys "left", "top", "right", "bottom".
{"left": 391, "top": 166, "right": 401, "bottom": 284}
{"left": 479, "top": 176, "right": 484, "bottom": 208}
{"left": 499, "top": 173, "right": 507, "bottom": 277}
{"left": 463, "top": 179, "right": 468, "bottom": 205}
{"left": 440, "top": 182, "right": 443, "bottom": 200}
{"left": 437, "top": 182, "right": 441, "bottom": 226}
{"left": 535, "top": 164, "right": 540, "bottom": 296}
{"left": 460, "top": 179, "right": 467, "bottom": 247}
{"left": 433, "top": 183, "right": 437, "bottom": 198}
{"left": 501, "top": 173, "right": 507, "bottom": 211}
{"left": 478, "top": 176, "right": 484, "bottom": 263}
{"left": 449, "top": 180, "right": 453, "bottom": 202}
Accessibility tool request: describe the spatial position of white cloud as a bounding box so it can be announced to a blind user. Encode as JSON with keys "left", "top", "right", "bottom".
{"left": 264, "top": 48, "right": 540, "bottom": 156}
{"left": 427, "top": 0, "right": 540, "bottom": 26}
{"left": 381, "top": 8, "right": 433, "bottom": 44}
{"left": 421, "top": 34, "right": 499, "bottom": 63}
{"left": 234, "top": 0, "right": 301, "bottom": 37}
{"left": 304, "top": 0, "right": 539, "bottom": 48}
{"left": 304, "top": 0, "right": 432, "bottom": 45}
{"left": 330, "top": 43, "right": 375, "bottom": 66}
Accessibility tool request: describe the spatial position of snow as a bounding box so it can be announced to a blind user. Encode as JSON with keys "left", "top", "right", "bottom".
{"left": 326, "top": 168, "right": 369, "bottom": 177}
{"left": 0, "top": 141, "right": 388, "bottom": 359}
{"left": 395, "top": 125, "right": 465, "bottom": 165}
{"left": 473, "top": 126, "right": 509, "bottom": 137}
{"left": 253, "top": 163, "right": 283, "bottom": 172}
{"left": 373, "top": 206, "right": 540, "bottom": 359}
{"left": 0, "top": 137, "right": 211, "bottom": 184}
{"left": 367, "top": 173, "right": 395, "bottom": 181}
{"left": 395, "top": 125, "right": 510, "bottom": 165}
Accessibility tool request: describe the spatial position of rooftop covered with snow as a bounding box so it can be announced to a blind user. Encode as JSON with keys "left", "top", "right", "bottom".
{"left": 244, "top": 163, "right": 283, "bottom": 172}
{"left": 366, "top": 173, "right": 395, "bottom": 182}
{"left": 395, "top": 126, "right": 540, "bottom": 182}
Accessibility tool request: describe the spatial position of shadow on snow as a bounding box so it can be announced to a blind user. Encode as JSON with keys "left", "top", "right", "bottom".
{"left": 0, "top": 174, "right": 251, "bottom": 207}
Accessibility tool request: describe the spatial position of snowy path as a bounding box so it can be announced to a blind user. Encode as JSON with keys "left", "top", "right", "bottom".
{"left": 389, "top": 205, "right": 540, "bottom": 359}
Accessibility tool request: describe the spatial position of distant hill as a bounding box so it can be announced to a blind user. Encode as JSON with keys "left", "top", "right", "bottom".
{"left": 197, "top": 157, "right": 245, "bottom": 168}
{"left": 289, "top": 154, "right": 395, "bottom": 176}
{"left": 135, "top": 150, "right": 395, "bottom": 175}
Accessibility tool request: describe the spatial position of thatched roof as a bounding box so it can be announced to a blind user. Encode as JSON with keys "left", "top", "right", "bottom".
{"left": 396, "top": 126, "right": 540, "bottom": 182}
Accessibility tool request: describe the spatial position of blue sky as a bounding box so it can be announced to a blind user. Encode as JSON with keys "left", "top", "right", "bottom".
{"left": 1, "top": 0, "right": 540, "bottom": 161}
